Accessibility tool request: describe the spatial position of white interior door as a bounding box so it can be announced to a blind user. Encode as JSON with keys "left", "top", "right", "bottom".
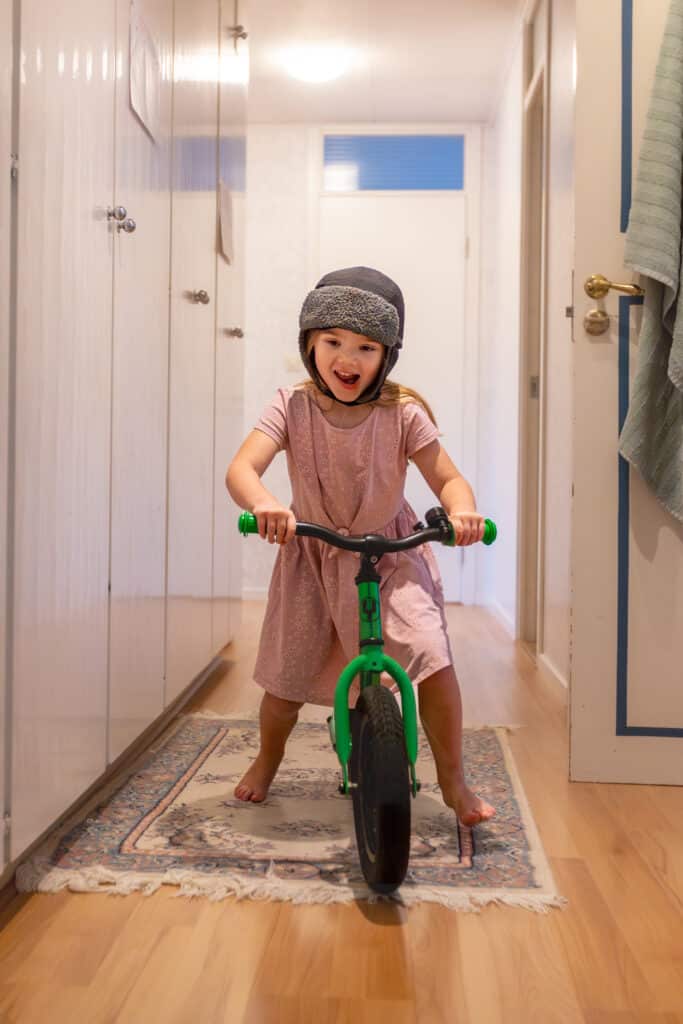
{"left": 108, "top": 0, "right": 173, "bottom": 760}
{"left": 212, "top": 0, "right": 247, "bottom": 655}
{"left": 166, "top": 0, "right": 219, "bottom": 703}
{"left": 572, "top": 0, "right": 683, "bottom": 782}
{"left": 319, "top": 193, "right": 466, "bottom": 601}
{"left": 11, "top": 0, "right": 115, "bottom": 855}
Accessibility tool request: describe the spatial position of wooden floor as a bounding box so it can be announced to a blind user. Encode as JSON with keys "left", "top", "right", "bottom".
{"left": 1, "top": 601, "right": 682, "bottom": 1023}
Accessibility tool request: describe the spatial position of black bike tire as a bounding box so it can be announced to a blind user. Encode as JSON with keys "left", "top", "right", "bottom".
{"left": 349, "top": 685, "right": 411, "bottom": 893}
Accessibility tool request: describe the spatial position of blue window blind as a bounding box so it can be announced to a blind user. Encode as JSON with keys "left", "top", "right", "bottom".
{"left": 323, "top": 134, "right": 464, "bottom": 191}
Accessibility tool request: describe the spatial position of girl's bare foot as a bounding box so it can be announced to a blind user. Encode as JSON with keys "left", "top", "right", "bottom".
{"left": 234, "top": 751, "right": 282, "bottom": 803}
{"left": 440, "top": 776, "right": 496, "bottom": 827}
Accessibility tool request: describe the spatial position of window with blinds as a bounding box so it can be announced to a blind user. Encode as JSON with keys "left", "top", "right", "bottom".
{"left": 323, "top": 134, "right": 465, "bottom": 192}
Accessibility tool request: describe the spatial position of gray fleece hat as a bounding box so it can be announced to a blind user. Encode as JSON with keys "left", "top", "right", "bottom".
{"left": 298, "top": 266, "right": 405, "bottom": 406}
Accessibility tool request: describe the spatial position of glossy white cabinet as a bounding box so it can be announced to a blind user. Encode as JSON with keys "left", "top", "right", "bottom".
{"left": 11, "top": 0, "right": 116, "bottom": 857}
{"left": 165, "top": 0, "right": 220, "bottom": 703}
{"left": 212, "top": 0, "right": 247, "bottom": 654}
{"left": 6, "top": 0, "right": 245, "bottom": 862}
{"left": 108, "top": 0, "right": 173, "bottom": 761}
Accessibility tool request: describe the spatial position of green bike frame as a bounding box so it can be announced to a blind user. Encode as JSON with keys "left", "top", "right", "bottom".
{"left": 238, "top": 509, "right": 498, "bottom": 800}
{"left": 329, "top": 559, "right": 421, "bottom": 796}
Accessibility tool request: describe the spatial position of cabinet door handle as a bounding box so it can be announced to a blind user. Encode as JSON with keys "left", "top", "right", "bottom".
{"left": 191, "top": 290, "right": 211, "bottom": 304}
{"left": 225, "top": 327, "right": 244, "bottom": 338}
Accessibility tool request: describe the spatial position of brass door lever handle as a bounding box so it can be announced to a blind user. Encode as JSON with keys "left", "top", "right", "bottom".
{"left": 584, "top": 274, "right": 644, "bottom": 299}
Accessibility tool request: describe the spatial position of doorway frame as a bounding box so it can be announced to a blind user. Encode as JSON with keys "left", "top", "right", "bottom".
{"left": 517, "top": 0, "right": 551, "bottom": 651}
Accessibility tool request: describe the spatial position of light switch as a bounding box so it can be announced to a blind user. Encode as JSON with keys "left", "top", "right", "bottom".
{"left": 284, "top": 355, "right": 301, "bottom": 373}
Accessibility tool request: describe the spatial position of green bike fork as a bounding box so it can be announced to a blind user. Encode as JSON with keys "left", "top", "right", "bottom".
{"left": 328, "top": 564, "right": 421, "bottom": 797}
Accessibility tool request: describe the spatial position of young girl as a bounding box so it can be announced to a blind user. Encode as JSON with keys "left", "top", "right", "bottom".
{"left": 226, "top": 266, "right": 495, "bottom": 827}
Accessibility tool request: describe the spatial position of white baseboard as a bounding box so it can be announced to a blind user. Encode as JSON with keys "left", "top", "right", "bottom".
{"left": 490, "top": 600, "right": 515, "bottom": 635}
{"left": 538, "top": 652, "right": 568, "bottom": 689}
{"left": 242, "top": 586, "right": 268, "bottom": 600}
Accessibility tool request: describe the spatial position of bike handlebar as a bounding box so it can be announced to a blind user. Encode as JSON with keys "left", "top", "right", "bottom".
{"left": 237, "top": 509, "right": 497, "bottom": 555}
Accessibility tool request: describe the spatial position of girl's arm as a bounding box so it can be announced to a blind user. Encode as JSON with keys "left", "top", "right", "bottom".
{"left": 411, "top": 440, "right": 485, "bottom": 546}
{"left": 226, "top": 430, "right": 296, "bottom": 544}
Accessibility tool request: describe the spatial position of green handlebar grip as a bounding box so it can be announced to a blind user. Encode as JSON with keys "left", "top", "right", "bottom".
{"left": 238, "top": 511, "right": 259, "bottom": 535}
{"left": 482, "top": 519, "right": 497, "bottom": 545}
{"left": 445, "top": 518, "right": 497, "bottom": 546}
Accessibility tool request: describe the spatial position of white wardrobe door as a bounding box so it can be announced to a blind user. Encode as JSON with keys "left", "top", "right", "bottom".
{"left": 165, "top": 0, "right": 219, "bottom": 703}
{"left": 11, "top": 0, "right": 115, "bottom": 856}
{"left": 0, "top": 0, "right": 12, "bottom": 873}
{"left": 108, "top": 0, "right": 173, "bottom": 762}
{"left": 212, "top": 0, "right": 247, "bottom": 655}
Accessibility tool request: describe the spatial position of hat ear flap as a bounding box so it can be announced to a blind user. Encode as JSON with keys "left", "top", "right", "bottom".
{"left": 299, "top": 331, "right": 335, "bottom": 399}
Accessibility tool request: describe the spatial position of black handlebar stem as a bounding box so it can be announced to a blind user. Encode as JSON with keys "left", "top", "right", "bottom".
{"left": 294, "top": 521, "right": 445, "bottom": 557}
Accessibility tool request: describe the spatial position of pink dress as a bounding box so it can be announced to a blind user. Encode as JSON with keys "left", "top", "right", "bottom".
{"left": 252, "top": 386, "right": 454, "bottom": 706}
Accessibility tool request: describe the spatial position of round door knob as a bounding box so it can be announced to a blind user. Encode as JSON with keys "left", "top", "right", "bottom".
{"left": 107, "top": 205, "right": 127, "bottom": 221}
{"left": 192, "top": 289, "right": 210, "bottom": 304}
{"left": 117, "top": 218, "right": 136, "bottom": 234}
{"left": 225, "top": 327, "right": 244, "bottom": 338}
{"left": 583, "top": 309, "right": 611, "bottom": 335}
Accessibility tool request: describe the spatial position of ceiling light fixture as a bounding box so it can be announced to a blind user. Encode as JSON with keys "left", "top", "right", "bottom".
{"left": 280, "top": 44, "right": 356, "bottom": 84}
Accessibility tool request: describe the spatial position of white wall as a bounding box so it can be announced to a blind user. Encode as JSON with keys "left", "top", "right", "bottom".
{"left": 540, "top": 0, "right": 575, "bottom": 686}
{"left": 477, "top": 0, "right": 574, "bottom": 684}
{"left": 242, "top": 124, "right": 306, "bottom": 597}
{"left": 477, "top": 39, "right": 524, "bottom": 632}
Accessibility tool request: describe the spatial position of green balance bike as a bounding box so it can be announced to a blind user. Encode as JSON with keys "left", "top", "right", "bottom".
{"left": 238, "top": 506, "right": 497, "bottom": 894}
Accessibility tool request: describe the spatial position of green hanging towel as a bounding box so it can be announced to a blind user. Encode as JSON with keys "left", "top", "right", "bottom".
{"left": 619, "top": 0, "right": 683, "bottom": 521}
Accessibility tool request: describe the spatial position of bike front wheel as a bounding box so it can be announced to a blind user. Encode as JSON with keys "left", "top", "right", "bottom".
{"left": 349, "top": 684, "right": 411, "bottom": 894}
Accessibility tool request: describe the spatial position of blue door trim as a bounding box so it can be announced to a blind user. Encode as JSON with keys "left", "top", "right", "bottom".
{"left": 617, "top": 0, "right": 683, "bottom": 737}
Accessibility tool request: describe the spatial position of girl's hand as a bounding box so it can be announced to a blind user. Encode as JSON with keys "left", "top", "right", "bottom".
{"left": 253, "top": 501, "right": 296, "bottom": 545}
{"left": 449, "top": 511, "right": 486, "bottom": 546}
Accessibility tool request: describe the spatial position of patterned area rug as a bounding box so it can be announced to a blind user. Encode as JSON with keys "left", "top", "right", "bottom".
{"left": 16, "top": 712, "right": 565, "bottom": 911}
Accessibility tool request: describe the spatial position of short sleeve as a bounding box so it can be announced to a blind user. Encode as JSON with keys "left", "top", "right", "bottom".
{"left": 403, "top": 402, "right": 440, "bottom": 459}
{"left": 254, "top": 388, "right": 289, "bottom": 450}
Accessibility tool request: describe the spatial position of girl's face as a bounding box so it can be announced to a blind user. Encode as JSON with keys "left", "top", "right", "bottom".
{"left": 309, "top": 328, "right": 384, "bottom": 401}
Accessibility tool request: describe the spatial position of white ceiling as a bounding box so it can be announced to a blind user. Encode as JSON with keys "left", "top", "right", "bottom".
{"left": 245, "top": 0, "right": 525, "bottom": 124}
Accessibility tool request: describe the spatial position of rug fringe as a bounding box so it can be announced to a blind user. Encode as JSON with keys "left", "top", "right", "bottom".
{"left": 15, "top": 858, "right": 566, "bottom": 913}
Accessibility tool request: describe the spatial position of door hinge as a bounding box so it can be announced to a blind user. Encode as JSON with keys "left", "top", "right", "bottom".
{"left": 565, "top": 305, "right": 574, "bottom": 318}
{"left": 3, "top": 813, "right": 10, "bottom": 836}
{"left": 10, "top": 153, "right": 18, "bottom": 181}
{"left": 530, "top": 375, "right": 540, "bottom": 399}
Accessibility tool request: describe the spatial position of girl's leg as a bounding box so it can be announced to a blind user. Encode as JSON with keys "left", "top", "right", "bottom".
{"left": 234, "top": 692, "right": 304, "bottom": 803}
{"left": 418, "top": 666, "right": 496, "bottom": 826}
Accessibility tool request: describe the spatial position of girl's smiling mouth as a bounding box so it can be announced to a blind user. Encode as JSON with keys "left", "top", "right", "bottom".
{"left": 334, "top": 370, "right": 361, "bottom": 389}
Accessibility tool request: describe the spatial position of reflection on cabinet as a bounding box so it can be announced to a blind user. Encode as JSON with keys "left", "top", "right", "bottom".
{"left": 213, "top": 0, "right": 247, "bottom": 654}
{"left": 10, "top": 0, "right": 116, "bottom": 858}
{"left": 5, "top": 0, "right": 247, "bottom": 862}
{"left": 108, "top": 0, "right": 173, "bottom": 762}
{"left": 165, "top": 0, "right": 219, "bottom": 704}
